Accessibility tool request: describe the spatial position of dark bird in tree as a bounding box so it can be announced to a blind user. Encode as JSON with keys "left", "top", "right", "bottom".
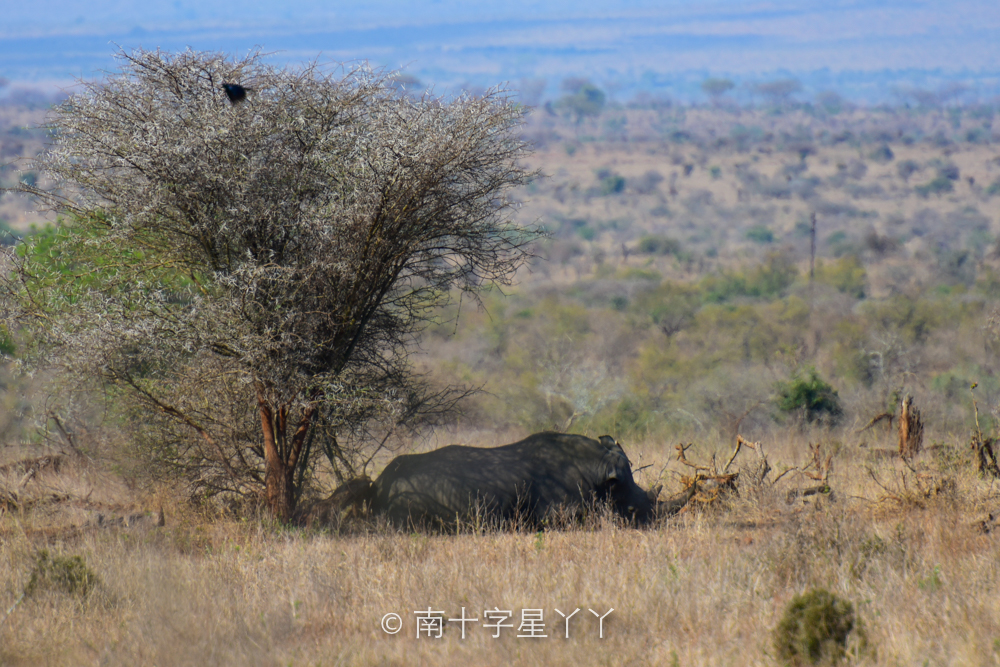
{"left": 222, "top": 83, "right": 248, "bottom": 105}
{"left": 8, "top": 48, "right": 539, "bottom": 523}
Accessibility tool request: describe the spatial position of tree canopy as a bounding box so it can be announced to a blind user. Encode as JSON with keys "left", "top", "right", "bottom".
{"left": 555, "top": 79, "right": 606, "bottom": 122}
{"left": 2, "top": 48, "right": 540, "bottom": 521}
{"left": 701, "top": 78, "right": 735, "bottom": 100}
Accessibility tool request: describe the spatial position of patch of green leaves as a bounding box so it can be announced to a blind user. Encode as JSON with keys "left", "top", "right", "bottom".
{"left": 775, "top": 367, "right": 843, "bottom": 424}
{"left": 774, "top": 588, "right": 858, "bottom": 665}
{"left": 26, "top": 549, "right": 100, "bottom": 598}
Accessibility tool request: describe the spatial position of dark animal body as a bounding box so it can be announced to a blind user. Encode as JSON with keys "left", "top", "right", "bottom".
{"left": 312, "top": 432, "right": 693, "bottom": 529}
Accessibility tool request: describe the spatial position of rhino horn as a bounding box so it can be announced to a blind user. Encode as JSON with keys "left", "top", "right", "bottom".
{"left": 656, "top": 482, "right": 697, "bottom": 518}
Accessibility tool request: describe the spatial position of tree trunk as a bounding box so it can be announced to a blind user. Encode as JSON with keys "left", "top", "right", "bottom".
{"left": 258, "top": 399, "right": 294, "bottom": 522}
{"left": 898, "top": 394, "right": 923, "bottom": 460}
{"left": 971, "top": 433, "right": 1000, "bottom": 478}
{"left": 257, "top": 386, "right": 318, "bottom": 523}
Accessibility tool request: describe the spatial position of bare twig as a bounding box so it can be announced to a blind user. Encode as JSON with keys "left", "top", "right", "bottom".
{"left": 857, "top": 412, "right": 894, "bottom": 433}
{"left": 0, "top": 592, "right": 26, "bottom": 629}
{"left": 724, "top": 434, "right": 760, "bottom": 474}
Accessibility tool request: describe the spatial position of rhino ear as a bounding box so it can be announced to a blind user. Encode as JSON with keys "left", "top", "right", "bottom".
{"left": 600, "top": 448, "right": 629, "bottom": 483}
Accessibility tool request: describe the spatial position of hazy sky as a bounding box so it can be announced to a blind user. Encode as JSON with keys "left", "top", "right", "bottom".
{"left": 2, "top": 0, "right": 998, "bottom": 100}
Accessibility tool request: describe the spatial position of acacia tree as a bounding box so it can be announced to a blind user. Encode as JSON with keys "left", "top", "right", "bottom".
{"left": 701, "top": 78, "right": 735, "bottom": 106}
{"left": 2, "top": 49, "right": 539, "bottom": 521}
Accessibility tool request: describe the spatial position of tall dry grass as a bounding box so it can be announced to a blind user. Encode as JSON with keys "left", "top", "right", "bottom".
{"left": 2, "top": 432, "right": 999, "bottom": 666}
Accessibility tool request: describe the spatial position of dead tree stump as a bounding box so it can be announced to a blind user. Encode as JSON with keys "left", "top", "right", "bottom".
{"left": 971, "top": 432, "right": 1000, "bottom": 478}
{"left": 898, "top": 395, "right": 923, "bottom": 460}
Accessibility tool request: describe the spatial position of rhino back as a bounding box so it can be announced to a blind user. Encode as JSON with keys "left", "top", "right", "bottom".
{"left": 373, "top": 433, "right": 617, "bottom": 526}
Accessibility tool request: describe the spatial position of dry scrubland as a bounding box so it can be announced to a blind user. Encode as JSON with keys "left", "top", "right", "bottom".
{"left": 4, "top": 100, "right": 1000, "bottom": 664}
{"left": 3, "top": 433, "right": 1000, "bottom": 666}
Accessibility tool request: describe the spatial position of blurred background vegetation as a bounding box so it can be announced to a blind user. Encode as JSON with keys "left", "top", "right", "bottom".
{"left": 4, "top": 79, "right": 1000, "bottom": 474}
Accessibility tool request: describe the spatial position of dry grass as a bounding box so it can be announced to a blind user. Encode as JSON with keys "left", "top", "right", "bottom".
{"left": 2, "top": 434, "right": 1000, "bottom": 666}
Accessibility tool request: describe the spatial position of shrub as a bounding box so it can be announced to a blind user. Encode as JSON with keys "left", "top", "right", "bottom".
{"left": 814, "top": 256, "right": 866, "bottom": 298}
{"left": 774, "top": 588, "right": 857, "bottom": 665}
{"left": 860, "top": 295, "right": 942, "bottom": 345}
{"left": 637, "top": 235, "right": 681, "bottom": 256}
{"left": 26, "top": 550, "right": 100, "bottom": 598}
{"left": 915, "top": 175, "right": 954, "bottom": 197}
{"left": 775, "top": 368, "right": 843, "bottom": 424}
{"left": 643, "top": 283, "right": 701, "bottom": 336}
{"left": 746, "top": 225, "right": 775, "bottom": 244}
{"left": 599, "top": 173, "right": 626, "bottom": 196}
{"left": 931, "top": 160, "right": 960, "bottom": 181}
{"left": 556, "top": 81, "right": 606, "bottom": 121}
{"left": 868, "top": 144, "right": 894, "bottom": 163}
{"left": 702, "top": 252, "right": 799, "bottom": 302}
{"left": 609, "top": 397, "right": 653, "bottom": 435}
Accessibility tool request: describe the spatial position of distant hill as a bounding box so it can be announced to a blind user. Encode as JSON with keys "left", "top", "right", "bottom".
{"left": 2, "top": 0, "right": 999, "bottom": 102}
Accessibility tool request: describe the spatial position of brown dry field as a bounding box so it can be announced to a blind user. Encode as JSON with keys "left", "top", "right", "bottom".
{"left": 2, "top": 429, "right": 1000, "bottom": 666}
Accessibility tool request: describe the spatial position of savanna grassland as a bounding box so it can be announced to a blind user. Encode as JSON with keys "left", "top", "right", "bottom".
{"left": 3, "top": 96, "right": 1000, "bottom": 665}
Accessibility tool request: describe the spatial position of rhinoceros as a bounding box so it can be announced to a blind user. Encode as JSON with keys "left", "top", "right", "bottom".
{"left": 307, "top": 432, "right": 693, "bottom": 529}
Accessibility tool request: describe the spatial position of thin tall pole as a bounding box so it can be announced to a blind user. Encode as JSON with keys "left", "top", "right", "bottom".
{"left": 809, "top": 211, "right": 817, "bottom": 286}
{"left": 809, "top": 211, "right": 818, "bottom": 356}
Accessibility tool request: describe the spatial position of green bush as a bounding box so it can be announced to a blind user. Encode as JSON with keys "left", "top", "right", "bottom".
{"left": 915, "top": 175, "right": 954, "bottom": 197}
{"left": 746, "top": 225, "right": 775, "bottom": 244}
{"left": 860, "top": 294, "right": 942, "bottom": 344}
{"left": 619, "top": 267, "right": 663, "bottom": 282}
{"left": 636, "top": 235, "right": 681, "bottom": 256}
{"left": 599, "top": 173, "right": 626, "bottom": 196}
{"left": 868, "top": 144, "right": 894, "bottom": 163}
{"left": 774, "top": 588, "right": 857, "bottom": 665}
{"left": 775, "top": 367, "right": 842, "bottom": 424}
{"left": 814, "top": 255, "right": 866, "bottom": 298}
{"left": 26, "top": 549, "right": 100, "bottom": 598}
{"left": 609, "top": 397, "right": 653, "bottom": 435}
{"left": 932, "top": 161, "right": 960, "bottom": 180}
{"left": 702, "top": 251, "right": 798, "bottom": 302}
{"left": 557, "top": 82, "right": 606, "bottom": 121}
